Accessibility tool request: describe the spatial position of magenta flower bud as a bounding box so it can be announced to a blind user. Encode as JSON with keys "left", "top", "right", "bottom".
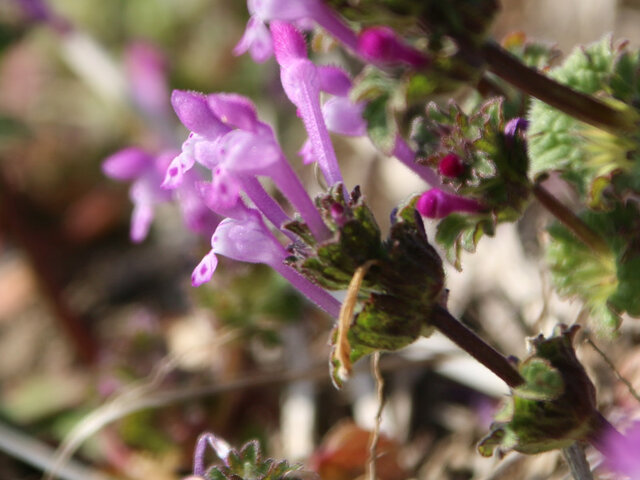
{"left": 357, "top": 27, "right": 429, "bottom": 68}
{"left": 504, "top": 117, "right": 529, "bottom": 139}
{"left": 330, "top": 203, "right": 347, "bottom": 227}
{"left": 438, "top": 153, "right": 465, "bottom": 178}
{"left": 504, "top": 117, "right": 529, "bottom": 150}
{"left": 416, "top": 188, "right": 484, "bottom": 219}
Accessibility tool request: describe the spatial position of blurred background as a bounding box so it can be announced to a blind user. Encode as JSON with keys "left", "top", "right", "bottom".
{"left": 1, "top": 1, "right": 640, "bottom": 479}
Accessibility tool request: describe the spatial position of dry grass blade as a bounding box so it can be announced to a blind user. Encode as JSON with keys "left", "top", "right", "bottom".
{"left": 335, "top": 260, "right": 377, "bottom": 382}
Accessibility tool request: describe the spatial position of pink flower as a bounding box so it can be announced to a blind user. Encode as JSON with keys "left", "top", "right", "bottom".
{"left": 416, "top": 188, "right": 484, "bottom": 219}
{"left": 602, "top": 422, "right": 640, "bottom": 478}
{"left": 234, "top": 0, "right": 357, "bottom": 63}
{"left": 357, "top": 26, "right": 429, "bottom": 68}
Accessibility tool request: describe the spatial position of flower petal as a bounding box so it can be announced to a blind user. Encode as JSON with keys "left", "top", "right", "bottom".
{"left": 298, "top": 138, "right": 315, "bottom": 164}
{"left": 171, "top": 90, "right": 229, "bottom": 138}
{"left": 102, "top": 147, "right": 152, "bottom": 180}
{"left": 316, "top": 65, "right": 352, "bottom": 96}
{"left": 191, "top": 250, "right": 218, "bottom": 286}
{"left": 233, "top": 17, "right": 273, "bottom": 63}
{"left": 207, "top": 93, "right": 261, "bottom": 132}
{"left": 217, "top": 130, "right": 281, "bottom": 173}
{"left": 322, "top": 97, "right": 366, "bottom": 137}
{"left": 212, "top": 213, "right": 285, "bottom": 265}
{"left": 162, "top": 152, "right": 194, "bottom": 189}
{"left": 130, "top": 202, "right": 154, "bottom": 243}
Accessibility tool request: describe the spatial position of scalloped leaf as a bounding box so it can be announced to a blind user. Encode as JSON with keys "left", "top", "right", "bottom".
{"left": 528, "top": 36, "right": 640, "bottom": 199}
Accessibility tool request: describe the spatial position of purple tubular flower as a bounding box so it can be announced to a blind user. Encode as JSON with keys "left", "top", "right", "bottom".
{"left": 271, "top": 21, "right": 345, "bottom": 188}
{"left": 102, "top": 147, "right": 153, "bottom": 180}
{"left": 392, "top": 138, "right": 442, "bottom": 187}
{"left": 171, "top": 90, "right": 229, "bottom": 139}
{"left": 103, "top": 148, "right": 170, "bottom": 242}
{"left": 215, "top": 128, "right": 331, "bottom": 240}
{"left": 192, "top": 206, "right": 341, "bottom": 317}
{"left": 104, "top": 148, "right": 218, "bottom": 242}
{"left": 602, "top": 422, "right": 640, "bottom": 478}
{"left": 357, "top": 27, "right": 429, "bottom": 68}
{"left": 164, "top": 90, "right": 306, "bottom": 237}
{"left": 234, "top": 0, "right": 358, "bottom": 63}
{"left": 416, "top": 188, "right": 484, "bottom": 219}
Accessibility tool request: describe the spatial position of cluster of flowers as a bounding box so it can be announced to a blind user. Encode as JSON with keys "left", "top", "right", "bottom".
{"left": 102, "top": 0, "right": 472, "bottom": 318}
{"left": 14, "top": 0, "right": 639, "bottom": 474}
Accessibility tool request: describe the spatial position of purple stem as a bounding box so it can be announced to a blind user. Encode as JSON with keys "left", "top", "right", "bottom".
{"left": 241, "top": 177, "right": 296, "bottom": 241}
{"left": 311, "top": 2, "right": 359, "bottom": 52}
{"left": 392, "top": 137, "right": 444, "bottom": 188}
{"left": 272, "top": 159, "right": 332, "bottom": 241}
{"left": 272, "top": 262, "right": 341, "bottom": 317}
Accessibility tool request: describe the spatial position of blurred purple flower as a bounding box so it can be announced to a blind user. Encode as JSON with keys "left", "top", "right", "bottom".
{"left": 602, "top": 422, "right": 640, "bottom": 479}
{"left": 357, "top": 26, "right": 429, "bottom": 68}
{"left": 124, "top": 42, "right": 170, "bottom": 118}
{"left": 13, "top": 0, "right": 70, "bottom": 32}
{"left": 103, "top": 147, "right": 217, "bottom": 242}
{"left": 234, "top": 0, "right": 357, "bottom": 63}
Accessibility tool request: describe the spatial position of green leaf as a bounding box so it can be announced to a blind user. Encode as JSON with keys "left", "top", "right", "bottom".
{"left": 514, "top": 358, "right": 564, "bottom": 401}
{"left": 362, "top": 94, "right": 398, "bottom": 154}
{"left": 543, "top": 205, "right": 640, "bottom": 332}
{"left": 528, "top": 36, "right": 640, "bottom": 199}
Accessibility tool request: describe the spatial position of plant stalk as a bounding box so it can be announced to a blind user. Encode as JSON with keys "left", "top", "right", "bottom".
{"left": 562, "top": 443, "right": 594, "bottom": 480}
{"left": 532, "top": 183, "right": 612, "bottom": 258}
{"left": 480, "top": 40, "right": 638, "bottom": 135}
{"left": 430, "top": 305, "right": 524, "bottom": 389}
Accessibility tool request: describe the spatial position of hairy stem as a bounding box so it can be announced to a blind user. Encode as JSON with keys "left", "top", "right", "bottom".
{"left": 430, "top": 305, "right": 524, "bottom": 388}
{"left": 532, "top": 183, "right": 611, "bottom": 258}
{"left": 480, "top": 41, "right": 638, "bottom": 135}
{"left": 562, "top": 443, "right": 594, "bottom": 480}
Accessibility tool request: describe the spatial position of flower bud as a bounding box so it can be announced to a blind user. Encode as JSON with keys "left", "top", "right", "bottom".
{"left": 416, "top": 188, "right": 483, "bottom": 218}
{"left": 357, "top": 26, "right": 429, "bottom": 68}
{"left": 438, "top": 153, "right": 465, "bottom": 177}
